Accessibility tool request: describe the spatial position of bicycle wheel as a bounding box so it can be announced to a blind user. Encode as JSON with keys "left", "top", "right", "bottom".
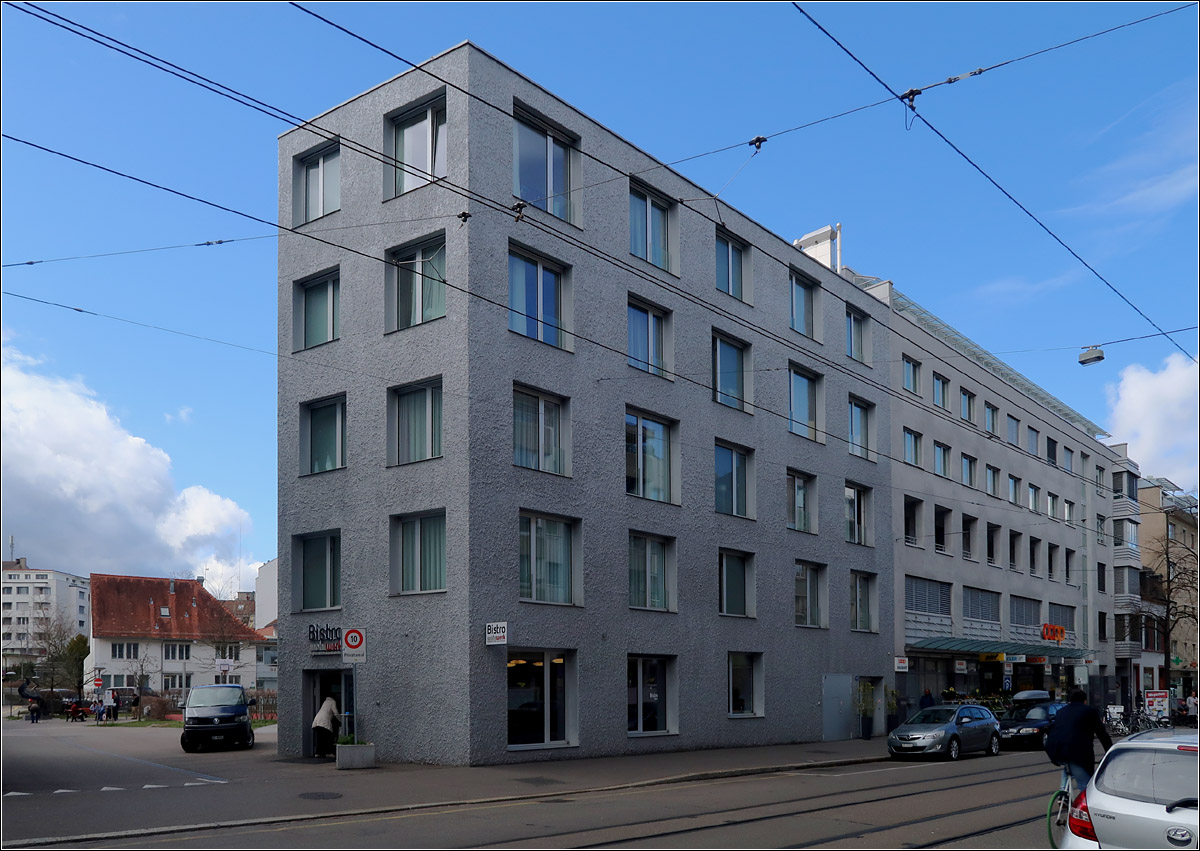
{"left": 1046, "top": 789, "right": 1071, "bottom": 849}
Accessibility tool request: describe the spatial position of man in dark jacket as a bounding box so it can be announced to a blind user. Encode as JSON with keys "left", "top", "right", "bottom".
{"left": 919, "top": 689, "right": 935, "bottom": 709}
{"left": 1044, "top": 690, "right": 1113, "bottom": 791}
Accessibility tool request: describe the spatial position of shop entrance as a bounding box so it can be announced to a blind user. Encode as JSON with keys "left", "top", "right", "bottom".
{"left": 303, "top": 668, "right": 355, "bottom": 755}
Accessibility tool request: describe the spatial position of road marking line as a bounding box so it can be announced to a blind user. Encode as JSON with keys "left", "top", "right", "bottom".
{"left": 53, "top": 789, "right": 79, "bottom": 794}
{"left": 183, "top": 782, "right": 207, "bottom": 786}
{"left": 143, "top": 785, "right": 168, "bottom": 789}
{"left": 197, "top": 779, "right": 227, "bottom": 783}
{"left": 101, "top": 786, "right": 126, "bottom": 791}
{"left": 4, "top": 792, "right": 31, "bottom": 797}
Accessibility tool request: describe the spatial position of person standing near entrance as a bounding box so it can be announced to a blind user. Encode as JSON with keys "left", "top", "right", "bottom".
{"left": 919, "top": 689, "right": 935, "bottom": 709}
{"left": 1188, "top": 691, "right": 1197, "bottom": 727}
{"left": 312, "top": 696, "right": 341, "bottom": 757}
{"left": 1045, "top": 690, "right": 1113, "bottom": 791}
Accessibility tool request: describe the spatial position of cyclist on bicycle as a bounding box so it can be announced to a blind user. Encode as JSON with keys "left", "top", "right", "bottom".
{"left": 1044, "top": 689, "right": 1113, "bottom": 790}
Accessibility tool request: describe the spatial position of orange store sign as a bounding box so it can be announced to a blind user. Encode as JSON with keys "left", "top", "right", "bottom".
{"left": 1042, "top": 623, "right": 1066, "bottom": 643}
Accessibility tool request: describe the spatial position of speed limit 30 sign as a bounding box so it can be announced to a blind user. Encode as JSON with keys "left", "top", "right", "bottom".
{"left": 342, "top": 628, "right": 366, "bottom": 662}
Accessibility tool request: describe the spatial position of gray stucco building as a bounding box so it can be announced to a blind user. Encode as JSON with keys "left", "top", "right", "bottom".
{"left": 276, "top": 43, "right": 897, "bottom": 765}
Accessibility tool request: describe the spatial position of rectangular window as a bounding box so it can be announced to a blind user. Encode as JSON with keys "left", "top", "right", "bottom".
{"left": 1098, "top": 612, "right": 1107, "bottom": 642}
{"left": 791, "top": 273, "right": 815, "bottom": 337}
{"left": 301, "top": 534, "right": 341, "bottom": 610}
{"left": 905, "top": 575, "right": 951, "bottom": 615}
{"left": 626, "top": 410, "right": 671, "bottom": 502}
{"left": 933, "top": 442, "right": 950, "bottom": 477}
{"left": 712, "top": 335, "right": 746, "bottom": 410}
{"left": 508, "top": 252, "right": 565, "bottom": 348}
{"left": 627, "top": 656, "right": 669, "bottom": 734}
{"left": 306, "top": 397, "right": 346, "bottom": 474}
{"left": 848, "top": 398, "right": 872, "bottom": 459}
{"left": 845, "top": 484, "right": 869, "bottom": 545}
{"left": 715, "top": 443, "right": 750, "bottom": 518}
{"left": 1007, "top": 415, "right": 1020, "bottom": 445}
{"left": 719, "top": 551, "right": 753, "bottom": 617}
{"left": 396, "top": 382, "right": 442, "bottom": 465}
{"left": 514, "top": 118, "right": 571, "bottom": 221}
{"left": 393, "top": 242, "right": 446, "bottom": 330}
{"left": 513, "top": 388, "right": 564, "bottom": 474}
{"left": 301, "top": 145, "right": 340, "bottom": 223}
{"left": 393, "top": 513, "right": 446, "bottom": 593}
{"left": 903, "top": 357, "right": 920, "bottom": 394}
{"left": 1048, "top": 492, "right": 1059, "bottom": 518}
{"left": 1063, "top": 447, "right": 1074, "bottom": 472}
{"left": 394, "top": 103, "right": 447, "bottom": 195}
{"left": 1026, "top": 426, "right": 1039, "bottom": 455}
{"left": 1095, "top": 465, "right": 1106, "bottom": 493}
{"left": 164, "top": 643, "right": 191, "bottom": 661}
{"left": 1048, "top": 603, "right": 1076, "bottom": 633}
{"left": 903, "top": 428, "right": 922, "bottom": 466}
{"left": 1008, "top": 475, "right": 1021, "bottom": 505}
{"left": 1065, "top": 549, "right": 1075, "bottom": 583}
{"left": 1046, "top": 437, "right": 1058, "bottom": 466}
{"left": 507, "top": 649, "right": 570, "bottom": 746}
{"left": 789, "top": 367, "right": 818, "bottom": 439}
{"left": 627, "top": 301, "right": 666, "bottom": 377}
{"left": 963, "top": 587, "right": 1000, "bottom": 622}
{"left": 728, "top": 652, "right": 761, "bottom": 717}
{"left": 845, "top": 309, "right": 866, "bottom": 361}
{"left": 795, "top": 561, "right": 823, "bottom": 627}
{"left": 1048, "top": 543, "right": 1059, "bottom": 581}
{"left": 1028, "top": 483, "right": 1040, "bottom": 512}
{"left": 787, "top": 471, "right": 813, "bottom": 533}
{"left": 985, "top": 403, "right": 999, "bottom": 434}
{"left": 1029, "top": 537, "right": 1041, "bottom": 576}
{"left": 1097, "top": 560, "right": 1107, "bottom": 592}
{"left": 960, "top": 389, "right": 975, "bottom": 422}
{"left": 961, "top": 514, "right": 976, "bottom": 560}
{"left": 519, "top": 514, "right": 573, "bottom": 605}
{"left": 715, "top": 234, "right": 744, "bottom": 299}
{"left": 850, "top": 572, "right": 874, "bottom": 631}
{"left": 300, "top": 274, "right": 339, "bottom": 349}
{"left": 986, "top": 465, "right": 1000, "bottom": 497}
{"left": 961, "top": 454, "right": 977, "bottom": 488}
{"left": 932, "top": 374, "right": 950, "bottom": 410}
{"left": 628, "top": 534, "right": 668, "bottom": 610}
{"left": 1064, "top": 500, "right": 1075, "bottom": 523}
{"left": 1010, "top": 595, "right": 1041, "bottom": 627}
{"left": 630, "top": 187, "right": 670, "bottom": 271}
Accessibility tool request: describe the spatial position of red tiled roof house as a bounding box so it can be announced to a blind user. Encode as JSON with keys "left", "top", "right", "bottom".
{"left": 85, "top": 574, "right": 261, "bottom": 695}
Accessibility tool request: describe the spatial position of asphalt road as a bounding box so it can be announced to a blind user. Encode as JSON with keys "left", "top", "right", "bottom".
{"left": 4, "top": 717, "right": 1058, "bottom": 850}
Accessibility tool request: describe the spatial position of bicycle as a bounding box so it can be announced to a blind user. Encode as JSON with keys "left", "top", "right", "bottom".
{"left": 1046, "top": 772, "right": 1076, "bottom": 849}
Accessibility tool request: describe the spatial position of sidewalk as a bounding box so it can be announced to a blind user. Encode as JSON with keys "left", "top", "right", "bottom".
{"left": 4, "top": 729, "right": 893, "bottom": 846}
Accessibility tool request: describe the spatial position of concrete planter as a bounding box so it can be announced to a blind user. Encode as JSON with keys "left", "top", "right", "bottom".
{"left": 335, "top": 743, "right": 376, "bottom": 770}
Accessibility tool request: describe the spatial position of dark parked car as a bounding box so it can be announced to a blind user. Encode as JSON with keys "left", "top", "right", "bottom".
{"left": 180, "top": 685, "right": 256, "bottom": 752}
{"left": 888, "top": 704, "right": 1001, "bottom": 760}
{"left": 998, "top": 700, "right": 1066, "bottom": 749}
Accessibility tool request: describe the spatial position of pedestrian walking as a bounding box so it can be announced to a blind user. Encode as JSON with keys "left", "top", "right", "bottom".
{"left": 27, "top": 698, "right": 41, "bottom": 724}
{"left": 919, "top": 689, "right": 935, "bottom": 709}
{"left": 109, "top": 690, "right": 120, "bottom": 721}
{"left": 1188, "top": 690, "right": 1197, "bottom": 728}
{"left": 1044, "top": 690, "right": 1113, "bottom": 791}
{"left": 311, "top": 696, "right": 341, "bottom": 758}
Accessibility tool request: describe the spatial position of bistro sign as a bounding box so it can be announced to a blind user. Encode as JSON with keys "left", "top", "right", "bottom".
{"left": 308, "top": 623, "right": 342, "bottom": 654}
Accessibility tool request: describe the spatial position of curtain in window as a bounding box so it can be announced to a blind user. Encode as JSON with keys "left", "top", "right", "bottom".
{"left": 401, "top": 519, "right": 418, "bottom": 592}
{"left": 630, "top": 191, "right": 647, "bottom": 259}
{"left": 628, "top": 535, "right": 646, "bottom": 608}
{"left": 420, "top": 515, "right": 446, "bottom": 591}
{"left": 541, "top": 267, "right": 560, "bottom": 347}
{"left": 519, "top": 517, "right": 532, "bottom": 599}
{"left": 423, "top": 245, "right": 446, "bottom": 322}
{"left": 541, "top": 397, "right": 561, "bottom": 473}
{"left": 642, "top": 418, "right": 669, "bottom": 502}
{"left": 508, "top": 254, "right": 539, "bottom": 338}
{"left": 429, "top": 386, "right": 442, "bottom": 458}
{"left": 398, "top": 257, "right": 419, "bottom": 330}
{"left": 513, "top": 392, "right": 539, "bottom": 469}
{"left": 537, "top": 518, "right": 570, "bottom": 604}
{"left": 398, "top": 389, "right": 427, "bottom": 463}
{"left": 795, "top": 564, "right": 811, "bottom": 625}
{"left": 628, "top": 304, "right": 649, "bottom": 371}
{"left": 322, "top": 149, "right": 340, "bottom": 215}
{"left": 310, "top": 403, "right": 338, "bottom": 473}
{"left": 649, "top": 201, "right": 667, "bottom": 269}
{"left": 432, "top": 109, "right": 447, "bottom": 179}
{"left": 792, "top": 475, "right": 809, "bottom": 531}
{"left": 398, "top": 112, "right": 428, "bottom": 193}
{"left": 647, "top": 538, "right": 666, "bottom": 609}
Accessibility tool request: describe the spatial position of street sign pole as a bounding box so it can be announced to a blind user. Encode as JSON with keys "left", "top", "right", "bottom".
{"left": 353, "top": 661, "right": 358, "bottom": 745}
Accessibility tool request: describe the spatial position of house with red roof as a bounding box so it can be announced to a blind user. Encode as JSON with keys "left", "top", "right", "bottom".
{"left": 84, "top": 574, "right": 261, "bottom": 696}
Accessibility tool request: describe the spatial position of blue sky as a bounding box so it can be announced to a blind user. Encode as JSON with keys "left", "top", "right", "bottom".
{"left": 2, "top": 2, "right": 1197, "bottom": 590}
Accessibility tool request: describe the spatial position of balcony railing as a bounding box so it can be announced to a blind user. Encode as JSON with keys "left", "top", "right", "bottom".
{"left": 904, "top": 535, "right": 918, "bottom": 546}
{"left": 935, "top": 542, "right": 947, "bottom": 554}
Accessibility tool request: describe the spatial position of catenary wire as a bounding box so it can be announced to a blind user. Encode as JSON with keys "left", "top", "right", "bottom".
{"left": 791, "top": 2, "right": 1197, "bottom": 365}
{"left": 0, "top": 136, "right": 1176, "bottom": 528}
{"left": 4, "top": 5, "right": 1180, "bottom": 504}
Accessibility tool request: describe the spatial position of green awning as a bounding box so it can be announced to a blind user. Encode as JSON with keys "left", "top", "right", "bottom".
{"left": 908, "top": 636, "right": 1094, "bottom": 660}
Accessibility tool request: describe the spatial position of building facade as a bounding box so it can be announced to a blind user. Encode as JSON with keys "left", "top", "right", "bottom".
{"left": 1, "top": 558, "right": 91, "bottom": 671}
{"left": 849, "top": 277, "right": 1123, "bottom": 714}
{"left": 1138, "top": 476, "right": 1198, "bottom": 698}
{"left": 85, "top": 575, "right": 259, "bottom": 697}
{"left": 277, "top": 43, "right": 896, "bottom": 765}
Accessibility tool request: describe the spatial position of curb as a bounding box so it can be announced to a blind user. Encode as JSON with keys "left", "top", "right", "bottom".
{"left": 2, "top": 754, "right": 890, "bottom": 847}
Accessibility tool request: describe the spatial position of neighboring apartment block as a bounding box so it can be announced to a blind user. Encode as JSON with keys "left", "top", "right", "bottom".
{"left": 1138, "top": 476, "right": 1198, "bottom": 697}
{"left": 85, "top": 575, "right": 259, "bottom": 695}
{"left": 1, "top": 558, "right": 91, "bottom": 670}
{"left": 277, "top": 43, "right": 895, "bottom": 765}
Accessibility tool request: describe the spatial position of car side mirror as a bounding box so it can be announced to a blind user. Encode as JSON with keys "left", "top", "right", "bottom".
{"left": 248, "top": 698, "right": 257, "bottom": 706}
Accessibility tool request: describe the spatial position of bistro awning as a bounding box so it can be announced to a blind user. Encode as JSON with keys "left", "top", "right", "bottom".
{"left": 908, "top": 637, "right": 1094, "bottom": 660}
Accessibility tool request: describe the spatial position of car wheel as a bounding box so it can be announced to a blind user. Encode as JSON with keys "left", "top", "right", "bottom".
{"left": 181, "top": 735, "right": 198, "bottom": 754}
{"left": 946, "top": 736, "right": 961, "bottom": 761}
{"left": 1041, "top": 731, "right": 1049, "bottom": 750}
{"left": 243, "top": 729, "right": 255, "bottom": 750}
{"left": 987, "top": 734, "right": 1000, "bottom": 756}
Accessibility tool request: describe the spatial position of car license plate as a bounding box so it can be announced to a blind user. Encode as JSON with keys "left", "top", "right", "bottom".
{"left": 212, "top": 735, "right": 224, "bottom": 740}
{"left": 1002, "top": 730, "right": 1013, "bottom": 737}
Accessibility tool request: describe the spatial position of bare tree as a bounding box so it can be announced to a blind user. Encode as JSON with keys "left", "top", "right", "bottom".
{"left": 33, "top": 610, "right": 86, "bottom": 696}
{"left": 1135, "top": 532, "right": 1198, "bottom": 676}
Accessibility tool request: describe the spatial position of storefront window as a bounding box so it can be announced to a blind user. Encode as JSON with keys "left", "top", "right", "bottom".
{"left": 507, "top": 649, "right": 568, "bottom": 747}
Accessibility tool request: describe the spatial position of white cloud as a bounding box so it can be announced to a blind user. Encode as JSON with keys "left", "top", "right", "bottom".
{"left": 164, "top": 405, "right": 193, "bottom": 424}
{"left": 0, "top": 340, "right": 254, "bottom": 585}
{"left": 971, "top": 269, "right": 1079, "bottom": 302}
{"left": 1107, "top": 353, "right": 1200, "bottom": 492}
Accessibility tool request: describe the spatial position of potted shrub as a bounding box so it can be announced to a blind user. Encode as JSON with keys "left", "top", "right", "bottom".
{"left": 335, "top": 734, "right": 376, "bottom": 770}
{"left": 853, "top": 681, "right": 876, "bottom": 740}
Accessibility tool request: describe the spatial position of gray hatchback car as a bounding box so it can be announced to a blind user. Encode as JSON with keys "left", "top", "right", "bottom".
{"left": 888, "top": 704, "right": 1001, "bottom": 760}
{"left": 1059, "top": 728, "right": 1198, "bottom": 849}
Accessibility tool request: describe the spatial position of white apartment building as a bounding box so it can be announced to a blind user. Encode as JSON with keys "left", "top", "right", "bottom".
{"left": 2, "top": 558, "right": 91, "bottom": 671}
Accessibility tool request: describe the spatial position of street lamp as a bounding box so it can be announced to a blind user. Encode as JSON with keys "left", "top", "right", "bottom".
{"left": 1079, "top": 346, "right": 1105, "bottom": 366}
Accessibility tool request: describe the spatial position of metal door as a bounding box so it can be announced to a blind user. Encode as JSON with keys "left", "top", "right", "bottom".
{"left": 822, "top": 674, "right": 855, "bottom": 741}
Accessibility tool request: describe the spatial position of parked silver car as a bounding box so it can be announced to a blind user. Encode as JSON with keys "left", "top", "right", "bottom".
{"left": 1059, "top": 728, "right": 1198, "bottom": 849}
{"left": 887, "top": 704, "right": 1001, "bottom": 760}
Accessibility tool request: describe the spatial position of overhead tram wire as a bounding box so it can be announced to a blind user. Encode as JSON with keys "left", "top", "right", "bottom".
{"left": 8, "top": 5, "right": 1172, "bottom": 499}
{"left": 791, "top": 2, "right": 1198, "bottom": 365}
{"left": 2, "top": 134, "right": 1175, "bottom": 523}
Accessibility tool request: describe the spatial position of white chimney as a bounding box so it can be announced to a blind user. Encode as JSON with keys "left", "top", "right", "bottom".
{"left": 794, "top": 223, "right": 841, "bottom": 272}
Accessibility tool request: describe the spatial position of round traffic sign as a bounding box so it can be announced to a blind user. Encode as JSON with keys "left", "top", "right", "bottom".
{"left": 344, "top": 628, "right": 364, "bottom": 650}
{"left": 93, "top": 678, "right": 103, "bottom": 687}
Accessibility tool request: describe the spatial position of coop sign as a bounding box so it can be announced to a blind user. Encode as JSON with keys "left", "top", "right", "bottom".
{"left": 1042, "top": 623, "right": 1067, "bottom": 643}
{"left": 308, "top": 623, "right": 342, "bottom": 655}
